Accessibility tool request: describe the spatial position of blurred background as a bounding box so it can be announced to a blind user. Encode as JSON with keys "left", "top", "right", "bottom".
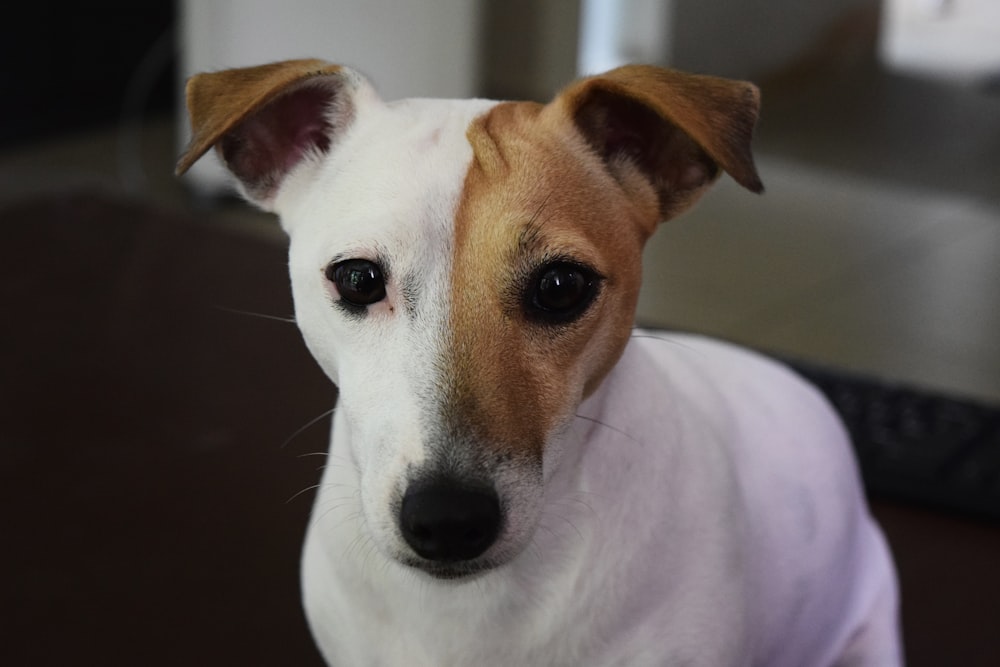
{"left": 2, "top": 1, "right": 998, "bottom": 665}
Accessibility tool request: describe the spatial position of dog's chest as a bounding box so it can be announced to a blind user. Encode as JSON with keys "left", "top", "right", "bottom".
{"left": 300, "top": 339, "right": 767, "bottom": 666}
{"left": 302, "top": 336, "right": 881, "bottom": 667}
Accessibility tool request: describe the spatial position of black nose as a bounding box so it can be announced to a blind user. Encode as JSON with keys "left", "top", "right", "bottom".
{"left": 399, "top": 482, "right": 501, "bottom": 562}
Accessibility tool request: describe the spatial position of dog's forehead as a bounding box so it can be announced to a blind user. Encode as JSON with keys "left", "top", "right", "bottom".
{"left": 280, "top": 96, "right": 500, "bottom": 258}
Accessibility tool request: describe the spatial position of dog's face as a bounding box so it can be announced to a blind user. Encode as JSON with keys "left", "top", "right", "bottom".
{"left": 178, "top": 60, "right": 761, "bottom": 578}
{"left": 284, "top": 96, "right": 664, "bottom": 577}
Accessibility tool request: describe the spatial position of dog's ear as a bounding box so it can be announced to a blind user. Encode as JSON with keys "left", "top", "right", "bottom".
{"left": 176, "top": 59, "right": 375, "bottom": 210}
{"left": 550, "top": 65, "right": 763, "bottom": 221}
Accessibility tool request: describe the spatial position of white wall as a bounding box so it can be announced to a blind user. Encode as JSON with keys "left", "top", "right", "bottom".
{"left": 881, "top": 0, "right": 1000, "bottom": 82}
{"left": 577, "top": 0, "right": 673, "bottom": 75}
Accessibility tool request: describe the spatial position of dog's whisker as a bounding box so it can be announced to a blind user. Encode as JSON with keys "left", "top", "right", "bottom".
{"left": 312, "top": 500, "right": 352, "bottom": 523}
{"left": 328, "top": 509, "right": 365, "bottom": 533}
{"left": 215, "top": 304, "right": 297, "bottom": 324}
{"left": 342, "top": 531, "right": 366, "bottom": 564}
{"left": 317, "top": 456, "right": 361, "bottom": 476}
{"left": 325, "top": 451, "right": 356, "bottom": 466}
{"left": 316, "top": 481, "right": 354, "bottom": 490}
{"left": 280, "top": 407, "right": 337, "bottom": 449}
{"left": 358, "top": 536, "right": 381, "bottom": 581}
{"left": 313, "top": 491, "right": 362, "bottom": 527}
{"left": 527, "top": 192, "right": 552, "bottom": 227}
{"left": 573, "top": 413, "right": 642, "bottom": 445}
{"left": 516, "top": 542, "right": 552, "bottom": 608}
{"left": 290, "top": 480, "right": 358, "bottom": 506}
{"left": 630, "top": 329, "right": 707, "bottom": 358}
{"left": 533, "top": 522, "right": 563, "bottom": 545}
{"left": 297, "top": 451, "right": 329, "bottom": 458}
{"left": 540, "top": 507, "right": 587, "bottom": 545}
{"left": 557, "top": 489, "right": 603, "bottom": 510}
{"left": 312, "top": 450, "right": 357, "bottom": 470}
{"left": 525, "top": 539, "right": 545, "bottom": 568}
{"left": 565, "top": 495, "right": 599, "bottom": 516}
{"left": 471, "top": 573, "right": 491, "bottom": 604}
{"left": 287, "top": 483, "right": 325, "bottom": 504}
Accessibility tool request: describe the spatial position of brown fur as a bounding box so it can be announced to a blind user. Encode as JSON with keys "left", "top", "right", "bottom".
{"left": 175, "top": 59, "right": 343, "bottom": 176}
{"left": 174, "top": 59, "right": 762, "bottom": 465}
{"left": 445, "top": 102, "right": 655, "bottom": 459}
{"left": 444, "top": 66, "right": 761, "bottom": 460}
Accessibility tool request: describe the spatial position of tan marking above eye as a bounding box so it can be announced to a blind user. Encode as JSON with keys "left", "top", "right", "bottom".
{"left": 442, "top": 102, "right": 650, "bottom": 459}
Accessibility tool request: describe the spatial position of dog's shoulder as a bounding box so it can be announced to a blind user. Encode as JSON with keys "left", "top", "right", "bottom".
{"left": 605, "top": 331, "right": 831, "bottom": 425}
{"left": 621, "top": 331, "right": 855, "bottom": 477}
{"left": 603, "top": 332, "right": 882, "bottom": 663}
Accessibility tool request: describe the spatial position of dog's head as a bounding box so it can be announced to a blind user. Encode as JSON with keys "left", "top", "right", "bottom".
{"left": 178, "top": 60, "right": 761, "bottom": 579}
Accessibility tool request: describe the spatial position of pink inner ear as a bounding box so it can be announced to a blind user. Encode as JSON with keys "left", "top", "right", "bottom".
{"left": 221, "top": 83, "right": 336, "bottom": 200}
{"left": 664, "top": 141, "right": 714, "bottom": 192}
{"left": 671, "top": 162, "right": 709, "bottom": 190}
{"left": 573, "top": 88, "right": 719, "bottom": 217}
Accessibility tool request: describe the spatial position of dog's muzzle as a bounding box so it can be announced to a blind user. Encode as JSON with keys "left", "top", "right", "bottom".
{"left": 399, "top": 479, "right": 502, "bottom": 568}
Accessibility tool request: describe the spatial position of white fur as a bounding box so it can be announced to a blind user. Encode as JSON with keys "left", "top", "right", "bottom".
{"left": 300, "top": 332, "right": 901, "bottom": 666}
{"left": 250, "top": 90, "right": 899, "bottom": 665}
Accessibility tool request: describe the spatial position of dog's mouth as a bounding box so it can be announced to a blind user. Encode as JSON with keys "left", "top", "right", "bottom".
{"left": 399, "top": 555, "right": 501, "bottom": 580}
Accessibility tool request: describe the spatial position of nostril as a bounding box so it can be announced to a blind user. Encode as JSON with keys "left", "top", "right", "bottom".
{"left": 400, "top": 482, "right": 501, "bottom": 562}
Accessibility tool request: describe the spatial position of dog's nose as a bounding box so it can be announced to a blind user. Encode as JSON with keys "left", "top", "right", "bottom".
{"left": 399, "top": 482, "right": 501, "bottom": 562}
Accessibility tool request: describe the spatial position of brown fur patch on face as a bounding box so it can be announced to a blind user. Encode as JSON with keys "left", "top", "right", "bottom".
{"left": 443, "top": 101, "right": 661, "bottom": 459}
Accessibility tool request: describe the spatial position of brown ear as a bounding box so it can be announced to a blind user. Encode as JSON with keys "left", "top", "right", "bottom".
{"left": 552, "top": 64, "right": 763, "bottom": 220}
{"left": 176, "top": 59, "right": 371, "bottom": 208}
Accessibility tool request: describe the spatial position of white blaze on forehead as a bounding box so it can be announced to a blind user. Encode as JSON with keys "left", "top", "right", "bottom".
{"left": 278, "top": 96, "right": 500, "bottom": 471}
{"left": 277, "top": 96, "right": 498, "bottom": 246}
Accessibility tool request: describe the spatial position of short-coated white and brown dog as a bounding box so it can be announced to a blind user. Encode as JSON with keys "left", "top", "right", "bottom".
{"left": 177, "top": 59, "right": 902, "bottom": 666}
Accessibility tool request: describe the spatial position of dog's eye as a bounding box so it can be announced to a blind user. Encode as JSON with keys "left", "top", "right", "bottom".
{"left": 526, "top": 261, "right": 600, "bottom": 323}
{"left": 326, "top": 259, "right": 386, "bottom": 307}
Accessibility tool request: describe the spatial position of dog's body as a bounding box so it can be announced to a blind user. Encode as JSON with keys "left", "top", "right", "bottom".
{"left": 178, "top": 59, "right": 901, "bottom": 666}
{"left": 301, "top": 334, "right": 899, "bottom": 666}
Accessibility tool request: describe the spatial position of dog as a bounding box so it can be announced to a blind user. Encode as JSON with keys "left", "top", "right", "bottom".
{"left": 177, "top": 59, "right": 902, "bottom": 666}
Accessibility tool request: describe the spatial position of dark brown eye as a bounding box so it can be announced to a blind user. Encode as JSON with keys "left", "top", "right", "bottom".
{"left": 526, "top": 261, "right": 599, "bottom": 323}
{"left": 326, "top": 259, "right": 386, "bottom": 307}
